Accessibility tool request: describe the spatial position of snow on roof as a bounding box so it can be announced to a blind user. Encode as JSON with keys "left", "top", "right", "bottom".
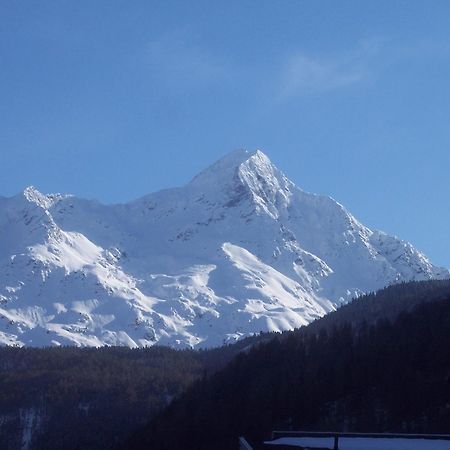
{"left": 265, "top": 436, "right": 450, "bottom": 450}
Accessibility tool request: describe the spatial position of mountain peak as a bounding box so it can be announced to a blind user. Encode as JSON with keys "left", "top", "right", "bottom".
{"left": 20, "top": 186, "right": 66, "bottom": 209}
{"left": 186, "top": 149, "right": 291, "bottom": 216}
{"left": 22, "top": 186, "right": 51, "bottom": 208}
{"left": 189, "top": 149, "right": 264, "bottom": 187}
{"left": 188, "top": 149, "right": 284, "bottom": 190}
{"left": 185, "top": 149, "right": 293, "bottom": 218}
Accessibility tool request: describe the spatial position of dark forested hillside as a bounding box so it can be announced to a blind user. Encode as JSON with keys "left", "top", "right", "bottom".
{"left": 0, "top": 335, "right": 267, "bottom": 450}
{"left": 303, "top": 279, "right": 450, "bottom": 336}
{"left": 0, "top": 346, "right": 205, "bottom": 449}
{"left": 126, "top": 280, "right": 450, "bottom": 450}
{"left": 1, "top": 280, "right": 450, "bottom": 450}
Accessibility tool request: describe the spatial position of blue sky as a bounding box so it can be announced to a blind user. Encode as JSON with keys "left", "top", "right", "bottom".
{"left": 1, "top": 0, "right": 450, "bottom": 267}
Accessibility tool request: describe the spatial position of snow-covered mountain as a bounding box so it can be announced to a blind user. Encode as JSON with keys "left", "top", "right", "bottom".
{"left": 0, "top": 150, "right": 448, "bottom": 348}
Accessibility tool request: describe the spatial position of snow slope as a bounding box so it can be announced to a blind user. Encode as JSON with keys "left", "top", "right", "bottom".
{"left": 0, "top": 150, "right": 448, "bottom": 347}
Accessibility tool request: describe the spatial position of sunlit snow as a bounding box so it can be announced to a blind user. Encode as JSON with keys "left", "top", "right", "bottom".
{"left": 0, "top": 150, "right": 448, "bottom": 347}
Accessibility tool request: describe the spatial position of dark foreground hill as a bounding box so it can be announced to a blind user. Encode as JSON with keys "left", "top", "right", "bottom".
{"left": 125, "top": 279, "right": 450, "bottom": 450}
{"left": 0, "top": 279, "right": 449, "bottom": 449}
{"left": 0, "top": 335, "right": 266, "bottom": 450}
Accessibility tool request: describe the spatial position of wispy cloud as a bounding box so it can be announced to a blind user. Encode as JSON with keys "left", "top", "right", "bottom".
{"left": 145, "top": 31, "right": 234, "bottom": 88}
{"left": 140, "top": 32, "right": 392, "bottom": 104}
{"left": 277, "top": 39, "right": 384, "bottom": 99}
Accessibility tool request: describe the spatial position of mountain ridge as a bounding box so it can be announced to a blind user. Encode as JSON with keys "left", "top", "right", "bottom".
{"left": 0, "top": 150, "right": 448, "bottom": 347}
